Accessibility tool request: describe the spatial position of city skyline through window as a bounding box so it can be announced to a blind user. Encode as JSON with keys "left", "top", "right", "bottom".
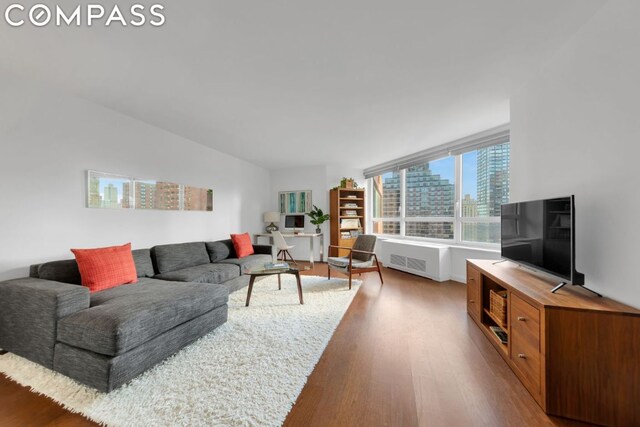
{"left": 370, "top": 141, "right": 510, "bottom": 244}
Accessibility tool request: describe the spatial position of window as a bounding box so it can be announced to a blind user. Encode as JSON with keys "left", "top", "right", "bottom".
{"left": 460, "top": 142, "right": 510, "bottom": 243}
{"left": 368, "top": 139, "right": 510, "bottom": 245}
{"left": 371, "top": 171, "right": 401, "bottom": 235}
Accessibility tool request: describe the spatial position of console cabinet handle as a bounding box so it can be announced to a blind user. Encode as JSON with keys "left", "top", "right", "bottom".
{"left": 518, "top": 353, "right": 526, "bottom": 359}
{"left": 469, "top": 299, "right": 475, "bottom": 303}
{"left": 517, "top": 316, "right": 526, "bottom": 321}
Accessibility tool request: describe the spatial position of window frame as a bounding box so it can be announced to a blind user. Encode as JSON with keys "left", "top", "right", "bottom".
{"left": 368, "top": 142, "right": 508, "bottom": 248}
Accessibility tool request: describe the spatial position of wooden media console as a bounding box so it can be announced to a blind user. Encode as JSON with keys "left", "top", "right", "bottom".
{"left": 467, "top": 259, "right": 640, "bottom": 426}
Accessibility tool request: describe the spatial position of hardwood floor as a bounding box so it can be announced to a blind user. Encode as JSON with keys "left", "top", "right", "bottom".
{"left": 0, "top": 263, "right": 591, "bottom": 427}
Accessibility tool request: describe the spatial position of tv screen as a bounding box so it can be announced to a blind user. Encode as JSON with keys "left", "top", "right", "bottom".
{"left": 285, "top": 214, "right": 305, "bottom": 228}
{"left": 501, "top": 196, "right": 578, "bottom": 283}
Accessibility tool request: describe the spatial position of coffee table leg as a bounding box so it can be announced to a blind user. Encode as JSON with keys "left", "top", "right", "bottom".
{"left": 278, "top": 273, "right": 281, "bottom": 290}
{"left": 295, "top": 271, "right": 303, "bottom": 304}
{"left": 246, "top": 275, "right": 256, "bottom": 307}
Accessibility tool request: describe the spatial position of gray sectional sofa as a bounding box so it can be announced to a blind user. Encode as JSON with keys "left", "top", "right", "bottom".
{"left": 0, "top": 239, "right": 274, "bottom": 392}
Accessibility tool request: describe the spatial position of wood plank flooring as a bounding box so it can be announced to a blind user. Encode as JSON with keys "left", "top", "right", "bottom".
{"left": 0, "top": 263, "right": 591, "bottom": 426}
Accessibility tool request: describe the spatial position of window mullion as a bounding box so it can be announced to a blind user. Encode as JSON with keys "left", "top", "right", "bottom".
{"left": 455, "top": 153, "right": 462, "bottom": 244}
{"left": 400, "top": 168, "right": 406, "bottom": 237}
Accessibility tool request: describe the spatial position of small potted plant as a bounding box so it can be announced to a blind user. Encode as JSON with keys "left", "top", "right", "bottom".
{"left": 340, "top": 177, "right": 358, "bottom": 189}
{"left": 307, "top": 205, "right": 330, "bottom": 234}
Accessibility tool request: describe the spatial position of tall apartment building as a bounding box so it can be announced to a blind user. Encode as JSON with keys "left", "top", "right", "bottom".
{"left": 184, "top": 186, "right": 212, "bottom": 211}
{"left": 135, "top": 181, "right": 157, "bottom": 210}
{"left": 477, "top": 142, "right": 510, "bottom": 217}
{"left": 88, "top": 176, "right": 101, "bottom": 208}
{"left": 155, "top": 182, "right": 181, "bottom": 210}
{"left": 462, "top": 194, "right": 478, "bottom": 217}
{"left": 103, "top": 184, "right": 119, "bottom": 208}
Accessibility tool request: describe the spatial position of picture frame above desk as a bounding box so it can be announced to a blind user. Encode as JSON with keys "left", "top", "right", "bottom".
{"left": 278, "top": 190, "right": 312, "bottom": 214}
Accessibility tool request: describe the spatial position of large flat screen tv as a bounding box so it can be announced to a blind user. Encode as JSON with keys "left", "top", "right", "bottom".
{"left": 500, "top": 196, "right": 596, "bottom": 295}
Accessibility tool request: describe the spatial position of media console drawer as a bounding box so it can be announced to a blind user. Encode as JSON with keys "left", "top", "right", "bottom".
{"left": 510, "top": 293, "right": 540, "bottom": 344}
{"left": 466, "top": 266, "right": 481, "bottom": 321}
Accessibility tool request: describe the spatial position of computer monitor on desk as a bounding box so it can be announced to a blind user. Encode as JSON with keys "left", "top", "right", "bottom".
{"left": 284, "top": 214, "right": 305, "bottom": 231}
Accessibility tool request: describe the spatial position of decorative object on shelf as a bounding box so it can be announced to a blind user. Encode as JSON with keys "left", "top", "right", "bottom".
{"left": 489, "top": 289, "right": 508, "bottom": 328}
{"left": 340, "top": 177, "right": 358, "bottom": 189}
{"left": 263, "top": 212, "right": 281, "bottom": 232}
{"left": 87, "top": 170, "right": 214, "bottom": 212}
{"left": 278, "top": 190, "right": 312, "bottom": 214}
{"left": 306, "top": 205, "right": 330, "bottom": 234}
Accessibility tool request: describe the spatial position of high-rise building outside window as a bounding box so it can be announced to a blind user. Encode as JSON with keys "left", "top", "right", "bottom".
{"left": 369, "top": 139, "right": 510, "bottom": 245}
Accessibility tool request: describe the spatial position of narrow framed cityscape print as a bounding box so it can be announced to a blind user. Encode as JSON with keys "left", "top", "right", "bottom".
{"left": 87, "top": 170, "right": 214, "bottom": 212}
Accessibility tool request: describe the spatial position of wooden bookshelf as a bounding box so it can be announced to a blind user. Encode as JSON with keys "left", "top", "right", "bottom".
{"left": 330, "top": 188, "right": 365, "bottom": 257}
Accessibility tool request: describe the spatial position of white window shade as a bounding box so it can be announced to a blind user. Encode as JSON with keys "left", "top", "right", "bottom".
{"left": 363, "top": 124, "right": 509, "bottom": 179}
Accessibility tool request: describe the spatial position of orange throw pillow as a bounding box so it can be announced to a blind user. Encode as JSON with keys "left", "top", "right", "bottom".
{"left": 71, "top": 243, "right": 138, "bottom": 292}
{"left": 230, "top": 233, "right": 254, "bottom": 258}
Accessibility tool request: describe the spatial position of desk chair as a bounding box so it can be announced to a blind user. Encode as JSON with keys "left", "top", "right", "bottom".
{"left": 272, "top": 231, "right": 298, "bottom": 266}
{"left": 327, "top": 234, "right": 383, "bottom": 289}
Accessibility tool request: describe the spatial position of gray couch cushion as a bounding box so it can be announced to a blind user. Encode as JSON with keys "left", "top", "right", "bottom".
{"left": 154, "top": 263, "right": 239, "bottom": 284}
{"left": 36, "top": 259, "right": 82, "bottom": 284}
{"left": 218, "top": 254, "right": 273, "bottom": 274}
{"left": 205, "top": 240, "right": 236, "bottom": 262}
{"left": 57, "top": 278, "right": 228, "bottom": 356}
{"left": 131, "top": 249, "right": 155, "bottom": 277}
{"left": 152, "top": 242, "right": 210, "bottom": 274}
{"left": 32, "top": 248, "right": 157, "bottom": 284}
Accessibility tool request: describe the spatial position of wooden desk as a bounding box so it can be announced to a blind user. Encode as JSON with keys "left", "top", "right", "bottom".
{"left": 254, "top": 233, "right": 324, "bottom": 267}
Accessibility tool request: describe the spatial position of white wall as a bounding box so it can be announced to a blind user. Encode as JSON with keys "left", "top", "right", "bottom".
{"left": 510, "top": 0, "right": 640, "bottom": 307}
{"left": 0, "top": 73, "right": 271, "bottom": 280}
{"left": 268, "top": 166, "right": 364, "bottom": 261}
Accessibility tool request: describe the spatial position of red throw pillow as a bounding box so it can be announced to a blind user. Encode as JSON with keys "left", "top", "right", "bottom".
{"left": 230, "top": 233, "right": 254, "bottom": 258}
{"left": 71, "top": 243, "right": 138, "bottom": 292}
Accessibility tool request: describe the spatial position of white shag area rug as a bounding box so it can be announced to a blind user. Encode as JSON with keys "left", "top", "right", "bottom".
{"left": 0, "top": 275, "right": 360, "bottom": 427}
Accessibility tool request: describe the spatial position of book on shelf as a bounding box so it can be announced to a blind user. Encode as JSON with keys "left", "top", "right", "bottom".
{"left": 344, "top": 210, "right": 358, "bottom": 216}
{"left": 349, "top": 230, "right": 361, "bottom": 238}
{"left": 343, "top": 203, "right": 359, "bottom": 208}
{"left": 340, "top": 232, "right": 351, "bottom": 238}
{"left": 345, "top": 195, "right": 358, "bottom": 199}
{"left": 489, "top": 326, "right": 508, "bottom": 344}
{"left": 264, "top": 262, "right": 289, "bottom": 270}
{"left": 340, "top": 218, "right": 361, "bottom": 229}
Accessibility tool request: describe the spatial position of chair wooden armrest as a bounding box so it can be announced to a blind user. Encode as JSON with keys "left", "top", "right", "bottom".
{"left": 350, "top": 249, "right": 376, "bottom": 256}
{"left": 328, "top": 245, "right": 355, "bottom": 252}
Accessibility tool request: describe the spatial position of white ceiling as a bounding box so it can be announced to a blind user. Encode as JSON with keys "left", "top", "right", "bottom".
{"left": 0, "top": 0, "right": 606, "bottom": 170}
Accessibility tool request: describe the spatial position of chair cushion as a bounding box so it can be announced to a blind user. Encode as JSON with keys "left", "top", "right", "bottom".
{"left": 152, "top": 242, "right": 210, "bottom": 274}
{"left": 218, "top": 254, "right": 273, "bottom": 274}
{"left": 230, "top": 233, "right": 254, "bottom": 258}
{"left": 57, "top": 278, "right": 228, "bottom": 356}
{"left": 70, "top": 243, "right": 138, "bottom": 292}
{"left": 327, "top": 256, "right": 374, "bottom": 269}
{"left": 352, "top": 235, "right": 377, "bottom": 261}
{"left": 205, "top": 240, "right": 236, "bottom": 262}
{"left": 154, "top": 263, "right": 239, "bottom": 284}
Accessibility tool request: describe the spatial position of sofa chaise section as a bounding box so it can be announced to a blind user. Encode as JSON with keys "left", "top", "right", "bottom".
{"left": 54, "top": 278, "right": 228, "bottom": 391}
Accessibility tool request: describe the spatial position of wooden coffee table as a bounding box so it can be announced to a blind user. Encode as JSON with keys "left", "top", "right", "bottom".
{"left": 245, "top": 266, "right": 303, "bottom": 306}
